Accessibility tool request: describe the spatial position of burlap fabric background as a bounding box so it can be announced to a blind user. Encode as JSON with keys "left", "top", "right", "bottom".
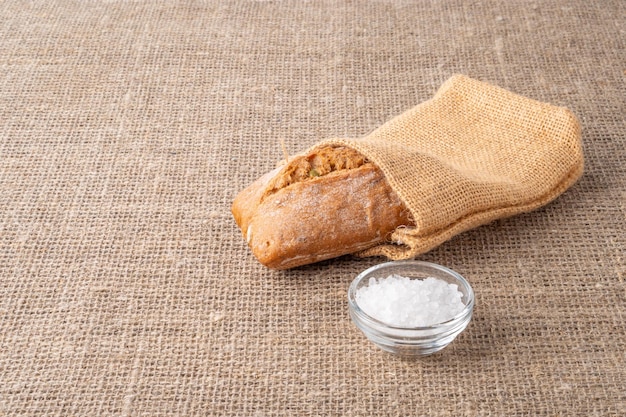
{"left": 0, "top": 1, "right": 624, "bottom": 416}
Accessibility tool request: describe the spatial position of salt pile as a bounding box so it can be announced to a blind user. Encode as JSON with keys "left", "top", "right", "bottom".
{"left": 355, "top": 274, "right": 465, "bottom": 327}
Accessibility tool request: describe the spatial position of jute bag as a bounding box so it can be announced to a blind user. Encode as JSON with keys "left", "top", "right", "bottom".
{"left": 314, "top": 75, "right": 584, "bottom": 259}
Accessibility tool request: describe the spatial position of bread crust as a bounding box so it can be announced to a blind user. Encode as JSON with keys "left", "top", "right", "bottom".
{"left": 232, "top": 147, "right": 412, "bottom": 269}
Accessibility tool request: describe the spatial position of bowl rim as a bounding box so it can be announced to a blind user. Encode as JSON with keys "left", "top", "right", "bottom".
{"left": 348, "top": 260, "right": 475, "bottom": 331}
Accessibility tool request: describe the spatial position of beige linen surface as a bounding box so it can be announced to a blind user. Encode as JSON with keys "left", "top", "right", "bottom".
{"left": 1, "top": 1, "right": 624, "bottom": 416}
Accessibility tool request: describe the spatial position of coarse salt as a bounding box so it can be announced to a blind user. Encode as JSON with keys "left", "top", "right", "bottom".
{"left": 355, "top": 274, "right": 465, "bottom": 327}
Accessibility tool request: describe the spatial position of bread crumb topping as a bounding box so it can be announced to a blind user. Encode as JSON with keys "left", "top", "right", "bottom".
{"left": 264, "top": 146, "right": 370, "bottom": 196}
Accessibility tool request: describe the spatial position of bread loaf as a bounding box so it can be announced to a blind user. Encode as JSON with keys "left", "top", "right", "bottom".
{"left": 232, "top": 146, "right": 413, "bottom": 269}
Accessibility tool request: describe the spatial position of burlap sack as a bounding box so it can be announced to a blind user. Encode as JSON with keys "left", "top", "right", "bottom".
{"left": 314, "top": 75, "right": 584, "bottom": 260}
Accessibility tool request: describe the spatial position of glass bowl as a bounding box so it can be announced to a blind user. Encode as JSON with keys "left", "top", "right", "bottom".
{"left": 348, "top": 260, "right": 474, "bottom": 357}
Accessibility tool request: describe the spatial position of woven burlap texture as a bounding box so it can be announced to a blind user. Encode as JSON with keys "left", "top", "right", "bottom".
{"left": 317, "top": 75, "right": 584, "bottom": 259}
{"left": 1, "top": 1, "right": 624, "bottom": 416}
